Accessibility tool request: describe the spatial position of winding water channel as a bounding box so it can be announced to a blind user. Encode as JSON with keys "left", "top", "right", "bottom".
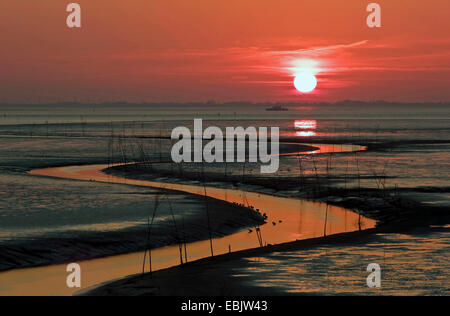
{"left": 0, "top": 143, "right": 375, "bottom": 296}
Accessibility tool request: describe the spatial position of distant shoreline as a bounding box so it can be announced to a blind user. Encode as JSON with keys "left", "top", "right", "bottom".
{"left": 1, "top": 100, "right": 449, "bottom": 107}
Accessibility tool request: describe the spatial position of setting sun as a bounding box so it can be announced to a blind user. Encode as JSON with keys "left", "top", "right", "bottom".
{"left": 294, "top": 73, "right": 317, "bottom": 93}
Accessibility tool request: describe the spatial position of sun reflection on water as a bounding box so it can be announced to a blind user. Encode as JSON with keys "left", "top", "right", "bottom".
{"left": 294, "top": 120, "right": 317, "bottom": 130}
{"left": 296, "top": 131, "right": 316, "bottom": 137}
{"left": 294, "top": 120, "right": 317, "bottom": 137}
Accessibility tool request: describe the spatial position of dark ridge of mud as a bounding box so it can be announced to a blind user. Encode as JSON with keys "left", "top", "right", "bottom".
{"left": 0, "top": 196, "right": 265, "bottom": 272}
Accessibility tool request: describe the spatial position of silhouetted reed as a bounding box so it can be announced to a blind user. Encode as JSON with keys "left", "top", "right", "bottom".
{"left": 165, "top": 195, "right": 184, "bottom": 265}
{"left": 142, "top": 194, "right": 161, "bottom": 276}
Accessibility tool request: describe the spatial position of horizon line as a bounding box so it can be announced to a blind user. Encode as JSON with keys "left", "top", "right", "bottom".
{"left": 1, "top": 100, "right": 449, "bottom": 106}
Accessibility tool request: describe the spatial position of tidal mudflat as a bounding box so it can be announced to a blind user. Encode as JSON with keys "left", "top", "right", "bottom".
{"left": 0, "top": 107, "right": 448, "bottom": 296}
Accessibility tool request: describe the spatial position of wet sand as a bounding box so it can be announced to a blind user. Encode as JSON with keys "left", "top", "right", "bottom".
{"left": 84, "top": 225, "right": 449, "bottom": 296}
{"left": 82, "top": 229, "right": 380, "bottom": 296}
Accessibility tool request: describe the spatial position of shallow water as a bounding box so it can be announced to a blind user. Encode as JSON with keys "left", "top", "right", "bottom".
{"left": 232, "top": 228, "right": 449, "bottom": 296}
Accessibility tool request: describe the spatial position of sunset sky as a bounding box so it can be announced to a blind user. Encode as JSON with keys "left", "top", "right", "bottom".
{"left": 1, "top": 0, "right": 449, "bottom": 103}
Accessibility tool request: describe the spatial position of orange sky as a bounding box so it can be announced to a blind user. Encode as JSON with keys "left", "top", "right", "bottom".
{"left": 1, "top": 0, "right": 449, "bottom": 103}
